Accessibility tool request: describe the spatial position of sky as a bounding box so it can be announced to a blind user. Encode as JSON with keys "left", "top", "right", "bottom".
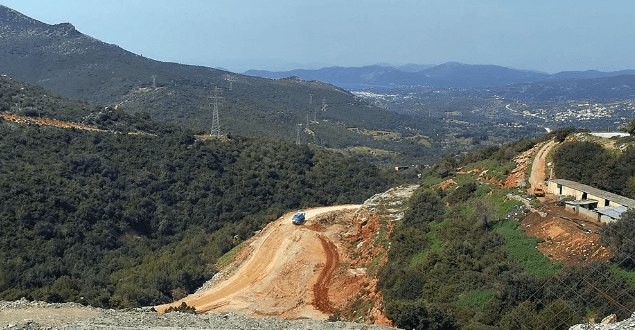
{"left": 2, "top": 0, "right": 635, "bottom": 74}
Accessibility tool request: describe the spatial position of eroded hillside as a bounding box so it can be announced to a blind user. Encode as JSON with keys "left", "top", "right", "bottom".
{"left": 157, "top": 185, "right": 418, "bottom": 326}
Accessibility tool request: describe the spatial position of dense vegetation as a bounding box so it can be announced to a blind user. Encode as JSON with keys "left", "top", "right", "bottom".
{"left": 0, "top": 112, "right": 395, "bottom": 309}
{"left": 553, "top": 138, "right": 635, "bottom": 198}
{"left": 379, "top": 138, "right": 635, "bottom": 330}
{"left": 601, "top": 209, "right": 635, "bottom": 271}
{"left": 1, "top": 10, "right": 440, "bottom": 168}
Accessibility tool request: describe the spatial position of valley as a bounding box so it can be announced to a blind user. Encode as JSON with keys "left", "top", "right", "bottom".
{"left": 3, "top": 4, "right": 635, "bottom": 329}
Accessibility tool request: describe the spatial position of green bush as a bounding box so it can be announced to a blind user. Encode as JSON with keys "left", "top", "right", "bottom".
{"left": 601, "top": 209, "right": 635, "bottom": 270}
{"left": 403, "top": 189, "right": 445, "bottom": 227}
{"left": 494, "top": 220, "right": 562, "bottom": 277}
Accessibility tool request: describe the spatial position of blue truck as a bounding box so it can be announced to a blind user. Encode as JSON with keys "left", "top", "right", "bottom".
{"left": 292, "top": 212, "right": 305, "bottom": 225}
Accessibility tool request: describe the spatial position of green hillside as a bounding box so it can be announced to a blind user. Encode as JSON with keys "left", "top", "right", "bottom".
{"left": 0, "top": 78, "right": 397, "bottom": 308}
{"left": 379, "top": 131, "right": 635, "bottom": 330}
{"left": 0, "top": 7, "right": 438, "bottom": 167}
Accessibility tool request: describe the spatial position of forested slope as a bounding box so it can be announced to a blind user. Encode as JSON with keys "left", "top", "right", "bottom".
{"left": 378, "top": 132, "right": 635, "bottom": 330}
{"left": 0, "top": 77, "right": 397, "bottom": 308}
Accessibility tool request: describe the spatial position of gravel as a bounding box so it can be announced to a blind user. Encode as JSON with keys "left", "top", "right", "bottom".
{"left": 1, "top": 300, "right": 399, "bottom": 330}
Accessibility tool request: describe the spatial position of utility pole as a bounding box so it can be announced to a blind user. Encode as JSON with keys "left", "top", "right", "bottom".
{"left": 209, "top": 86, "right": 223, "bottom": 136}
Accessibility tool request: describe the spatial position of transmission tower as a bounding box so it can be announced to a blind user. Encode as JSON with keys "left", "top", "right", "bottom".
{"left": 321, "top": 97, "right": 328, "bottom": 112}
{"left": 208, "top": 86, "right": 223, "bottom": 136}
{"left": 224, "top": 75, "right": 237, "bottom": 90}
{"left": 296, "top": 123, "right": 302, "bottom": 145}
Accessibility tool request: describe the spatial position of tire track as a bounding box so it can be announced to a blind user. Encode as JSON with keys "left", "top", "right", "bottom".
{"left": 313, "top": 234, "right": 338, "bottom": 314}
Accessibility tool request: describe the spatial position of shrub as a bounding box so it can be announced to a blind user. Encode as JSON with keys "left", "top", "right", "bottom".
{"left": 403, "top": 189, "right": 445, "bottom": 227}
{"left": 601, "top": 209, "right": 635, "bottom": 270}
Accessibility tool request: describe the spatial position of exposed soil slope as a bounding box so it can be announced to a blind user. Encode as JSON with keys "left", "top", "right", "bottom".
{"left": 0, "top": 112, "right": 107, "bottom": 132}
{"left": 156, "top": 185, "right": 417, "bottom": 326}
{"left": 155, "top": 205, "right": 362, "bottom": 320}
{"left": 521, "top": 201, "right": 611, "bottom": 266}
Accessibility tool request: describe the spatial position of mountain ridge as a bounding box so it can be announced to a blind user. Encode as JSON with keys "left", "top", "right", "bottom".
{"left": 244, "top": 62, "right": 635, "bottom": 90}
{"left": 1, "top": 5, "right": 435, "bottom": 167}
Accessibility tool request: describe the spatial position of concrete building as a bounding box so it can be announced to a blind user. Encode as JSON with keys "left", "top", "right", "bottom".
{"left": 547, "top": 179, "right": 635, "bottom": 223}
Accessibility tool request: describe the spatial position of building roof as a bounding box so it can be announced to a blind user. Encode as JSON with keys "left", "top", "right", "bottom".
{"left": 597, "top": 206, "right": 629, "bottom": 219}
{"left": 564, "top": 199, "right": 598, "bottom": 206}
{"left": 551, "top": 179, "right": 635, "bottom": 209}
{"left": 589, "top": 132, "right": 631, "bottom": 139}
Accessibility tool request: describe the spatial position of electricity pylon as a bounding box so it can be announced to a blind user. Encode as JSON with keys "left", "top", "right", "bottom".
{"left": 209, "top": 87, "right": 223, "bottom": 136}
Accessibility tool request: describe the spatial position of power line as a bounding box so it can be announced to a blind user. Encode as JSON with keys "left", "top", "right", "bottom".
{"left": 209, "top": 86, "right": 223, "bottom": 136}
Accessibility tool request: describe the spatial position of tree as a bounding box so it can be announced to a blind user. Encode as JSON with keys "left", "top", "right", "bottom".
{"left": 625, "top": 175, "right": 635, "bottom": 199}
{"left": 600, "top": 209, "right": 635, "bottom": 270}
{"left": 627, "top": 117, "right": 635, "bottom": 135}
{"left": 553, "top": 141, "right": 608, "bottom": 185}
{"left": 433, "top": 156, "right": 457, "bottom": 178}
{"left": 385, "top": 300, "right": 458, "bottom": 330}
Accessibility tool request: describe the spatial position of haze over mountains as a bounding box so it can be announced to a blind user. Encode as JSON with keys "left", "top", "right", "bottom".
{"left": 245, "top": 63, "right": 635, "bottom": 91}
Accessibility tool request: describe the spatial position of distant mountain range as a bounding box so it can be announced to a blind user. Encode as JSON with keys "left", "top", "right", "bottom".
{"left": 245, "top": 63, "right": 635, "bottom": 90}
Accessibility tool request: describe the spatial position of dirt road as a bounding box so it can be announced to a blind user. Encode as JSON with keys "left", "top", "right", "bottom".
{"left": 519, "top": 140, "right": 612, "bottom": 265}
{"left": 0, "top": 112, "right": 107, "bottom": 132}
{"left": 528, "top": 140, "right": 556, "bottom": 193}
{"left": 156, "top": 205, "right": 361, "bottom": 320}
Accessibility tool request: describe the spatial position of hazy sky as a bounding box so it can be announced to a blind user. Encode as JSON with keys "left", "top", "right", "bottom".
{"left": 3, "top": 0, "right": 634, "bottom": 73}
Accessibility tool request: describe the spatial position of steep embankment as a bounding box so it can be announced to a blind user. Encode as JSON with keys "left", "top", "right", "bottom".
{"left": 156, "top": 185, "right": 417, "bottom": 325}
{"left": 156, "top": 205, "right": 360, "bottom": 319}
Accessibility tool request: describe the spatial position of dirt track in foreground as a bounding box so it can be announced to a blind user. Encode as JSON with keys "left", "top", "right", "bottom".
{"left": 155, "top": 205, "right": 361, "bottom": 320}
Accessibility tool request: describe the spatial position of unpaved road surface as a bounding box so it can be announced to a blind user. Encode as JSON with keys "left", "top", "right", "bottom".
{"left": 528, "top": 140, "right": 556, "bottom": 192}
{"left": 156, "top": 205, "right": 361, "bottom": 320}
{"left": 0, "top": 113, "right": 107, "bottom": 132}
